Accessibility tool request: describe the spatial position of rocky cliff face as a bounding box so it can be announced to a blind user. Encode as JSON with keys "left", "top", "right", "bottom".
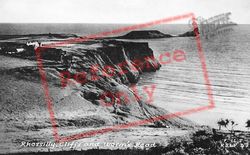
{"left": 46, "top": 40, "right": 162, "bottom": 85}
{"left": 54, "top": 40, "right": 164, "bottom": 121}
{"left": 1, "top": 38, "right": 195, "bottom": 131}
{"left": 45, "top": 39, "right": 194, "bottom": 128}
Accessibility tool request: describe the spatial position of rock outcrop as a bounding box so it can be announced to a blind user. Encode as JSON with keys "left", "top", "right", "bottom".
{"left": 56, "top": 40, "right": 161, "bottom": 102}
{"left": 178, "top": 27, "right": 199, "bottom": 37}
{"left": 0, "top": 38, "right": 195, "bottom": 130}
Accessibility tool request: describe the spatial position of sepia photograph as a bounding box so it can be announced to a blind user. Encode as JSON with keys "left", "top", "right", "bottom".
{"left": 0, "top": 0, "right": 250, "bottom": 154}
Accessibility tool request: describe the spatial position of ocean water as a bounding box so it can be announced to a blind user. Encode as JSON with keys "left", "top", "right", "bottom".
{"left": 1, "top": 24, "right": 249, "bottom": 130}
{"left": 0, "top": 23, "right": 190, "bottom": 36}
{"left": 136, "top": 25, "right": 250, "bottom": 130}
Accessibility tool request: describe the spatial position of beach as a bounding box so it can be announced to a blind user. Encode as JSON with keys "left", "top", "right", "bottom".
{"left": 0, "top": 24, "right": 250, "bottom": 154}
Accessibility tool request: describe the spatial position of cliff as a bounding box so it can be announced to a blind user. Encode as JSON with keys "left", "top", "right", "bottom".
{"left": 47, "top": 40, "right": 174, "bottom": 127}
{"left": 0, "top": 38, "right": 196, "bottom": 140}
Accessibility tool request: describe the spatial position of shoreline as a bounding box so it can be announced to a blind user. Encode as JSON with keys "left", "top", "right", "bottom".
{"left": 0, "top": 31, "right": 198, "bottom": 154}
{"left": 1, "top": 29, "right": 249, "bottom": 154}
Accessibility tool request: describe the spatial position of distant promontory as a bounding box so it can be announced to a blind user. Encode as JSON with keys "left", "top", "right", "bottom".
{"left": 115, "top": 30, "right": 173, "bottom": 39}
{"left": 109, "top": 29, "right": 197, "bottom": 39}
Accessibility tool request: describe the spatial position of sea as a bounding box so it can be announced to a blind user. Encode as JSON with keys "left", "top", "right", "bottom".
{"left": 0, "top": 23, "right": 249, "bottom": 130}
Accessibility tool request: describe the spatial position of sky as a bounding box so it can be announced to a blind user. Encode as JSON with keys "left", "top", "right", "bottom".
{"left": 0, "top": 0, "right": 249, "bottom": 24}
